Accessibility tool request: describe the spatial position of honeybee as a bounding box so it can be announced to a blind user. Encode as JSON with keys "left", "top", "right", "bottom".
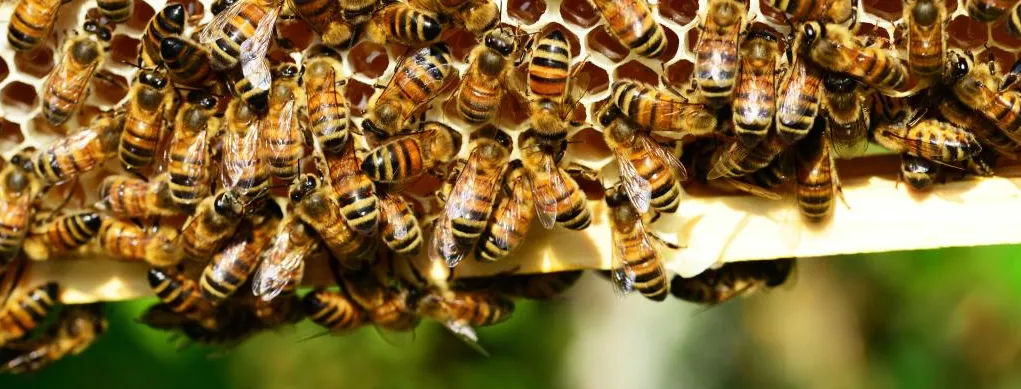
{"left": 325, "top": 148, "right": 379, "bottom": 236}
{"left": 605, "top": 183, "right": 678, "bottom": 301}
{"left": 599, "top": 104, "right": 685, "bottom": 214}
{"left": 141, "top": 4, "right": 186, "bottom": 66}
{"left": 732, "top": 30, "right": 779, "bottom": 147}
{"left": 260, "top": 64, "right": 304, "bottom": 182}
{"left": 364, "top": 2, "right": 445, "bottom": 45}
{"left": 0, "top": 303, "right": 107, "bottom": 374}
{"left": 452, "top": 28, "right": 519, "bottom": 125}
{"left": 167, "top": 91, "right": 219, "bottom": 211}
{"left": 801, "top": 22, "right": 908, "bottom": 95}
{"left": 475, "top": 160, "right": 534, "bottom": 262}
{"left": 222, "top": 98, "right": 270, "bottom": 213}
{"left": 966, "top": 0, "right": 1013, "bottom": 22}
{"left": 938, "top": 97, "right": 1019, "bottom": 158}
{"left": 146, "top": 267, "right": 218, "bottom": 330}
{"left": 120, "top": 69, "right": 174, "bottom": 171}
{"left": 252, "top": 216, "right": 320, "bottom": 302}
{"left": 180, "top": 190, "right": 246, "bottom": 261}
{"left": 6, "top": 0, "right": 64, "bottom": 51}
{"left": 822, "top": 73, "right": 870, "bottom": 158}
{"left": 336, "top": 0, "right": 378, "bottom": 25}
{"left": 379, "top": 193, "right": 423, "bottom": 257}
{"left": 904, "top": 0, "right": 947, "bottom": 78}
{"left": 776, "top": 33, "right": 824, "bottom": 144}
{"left": 143, "top": 228, "right": 183, "bottom": 267}
{"left": 0, "top": 155, "right": 42, "bottom": 268}
{"left": 41, "top": 21, "right": 111, "bottom": 126}
{"left": 693, "top": 0, "right": 745, "bottom": 103}
{"left": 497, "top": 270, "right": 583, "bottom": 300}
{"left": 707, "top": 132, "right": 787, "bottom": 179}
{"left": 97, "top": 174, "right": 179, "bottom": 218}
{"left": 361, "top": 121, "right": 460, "bottom": 186}
{"left": 97, "top": 0, "right": 133, "bottom": 23}
{"left": 945, "top": 50, "right": 1021, "bottom": 143}
{"left": 527, "top": 29, "right": 585, "bottom": 150}
{"left": 32, "top": 112, "right": 124, "bottom": 186}
{"left": 199, "top": 0, "right": 281, "bottom": 83}
{"left": 200, "top": 216, "right": 279, "bottom": 305}
{"left": 414, "top": 289, "right": 514, "bottom": 348}
{"left": 520, "top": 135, "right": 591, "bottom": 230}
{"left": 290, "top": 174, "right": 375, "bottom": 269}
{"left": 96, "top": 218, "right": 149, "bottom": 262}
{"left": 900, "top": 153, "right": 940, "bottom": 191}
{"left": 22, "top": 212, "right": 103, "bottom": 260}
{"left": 670, "top": 259, "right": 796, "bottom": 305}
{"left": 588, "top": 0, "right": 665, "bottom": 57}
{"left": 159, "top": 36, "right": 220, "bottom": 89}
{"left": 364, "top": 44, "right": 455, "bottom": 137}
{"left": 342, "top": 275, "right": 419, "bottom": 332}
{"left": 0, "top": 282, "right": 59, "bottom": 347}
{"left": 302, "top": 54, "right": 351, "bottom": 155}
{"left": 874, "top": 119, "right": 982, "bottom": 163}
{"left": 611, "top": 80, "right": 718, "bottom": 136}
{"left": 763, "top": 0, "right": 854, "bottom": 25}
{"left": 430, "top": 136, "right": 510, "bottom": 267}
{"left": 795, "top": 123, "right": 838, "bottom": 222}
{"left": 288, "top": 0, "right": 354, "bottom": 46}
{"left": 1009, "top": 2, "right": 1021, "bottom": 36}
{"left": 301, "top": 288, "right": 366, "bottom": 333}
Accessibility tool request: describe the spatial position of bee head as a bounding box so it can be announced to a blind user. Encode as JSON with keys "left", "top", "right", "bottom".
{"left": 162, "top": 3, "right": 186, "bottom": 25}
{"left": 604, "top": 184, "right": 628, "bottom": 207}
{"left": 275, "top": 63, "right": 300, "bottom": 79}
{"left": 8, "top": 149, "right": 35, "bottom": 173}
{"left": 138, "top": 69, "right": 168, "bottom": 89}
{"left": 823, "top": 72, "right": 857, "bottom": 93}
{"left": 944, "top": 51, "right": 971, "bottom": 84}
{"left": 83, "top": 20, "right": 112, "bottom": 42}
{"left": 800, "top": 22, "right": 821, "bottom": 48}
{"left": 484, "top": 29, "right": 516, "bottom": 57}
{"left": 596, "top": 103, "right": 621, "bottom": 128}
{"left": 373, "top": 104, "right": 400, "bottom": 132}
{"left": 214, "top": 190, "right": 245, "bottom": 218}
{"left": 289, "top": 174, "right": 321, "bottom": 203}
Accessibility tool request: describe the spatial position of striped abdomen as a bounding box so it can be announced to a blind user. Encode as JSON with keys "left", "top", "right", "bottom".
{"left": 379, "top": 194, "right": 422, "bottom": 256}
{"left": 502, "top": 271, "right": 583, "bottom": 299}
{"left": 33, "top": 119, "right": 121, "bottom": 185}
{"left": 0, "top": 283, "right": 59, "bottom": 346}
{"left": 449, "top": 169, "right": 501, "bottom": 245}
{"left": 388, "top": 43, "right": 453, "bottom": 109}
{"left": 0, "top": 196, "right": 32, "bottom": 264}
{"left": 142, "top": 4, "right": 185, "bottom": 66}
{"left": 767, "top": 0, "right": 827, "bottom": 22}
{"left": 200, "top": 225, "right": 267, "bottom": 304}
{"left": 907, "top": 3, "right": 945, "bottom": 78}
{"left": 456, "top": 64, "right": 504, "bottom": 124}
{"left": 617, "top": 227, "right": 668, "bottom": 301}
{"left": 708, "top": 134, "right": 786, "bottom": 179}
{"left": 147, "top": 268, "right": 214, "bottom": 325}
{"left": 36, "top": 212, "right": 102, "bottom": 252}
{"left": 776, "top": 56, "right": 822, "bottom": 144}
{"left": 207, "top": 1, "right": 269, "bottom": 70}
{"left": 7, "top": 0, "right": 62, "bottom": 51}
{"left": 852, "top": 46, "right": 908, "bottom": 92}
{"left": 986, "top": 91, "right": 1021, "bottom": 140}
{"left": 375, "top": 3, "right": 442, "bottom": 44}
{"left": 222, "top": 125, "right": 268, "bottom": 211}
{"left": 448, "top": 292, "right": 515, "bottom": 327}
{"left": 301, "top": 289, "right": 365, "bottom": 332}
{"left": 120, "top": 87, "right": 166, "bottom": 170}
{"left": 528, "top": 30, "right": 571, "bottom": 102}
{"left": 361, "top": 137, "right": 427, "bottom": 184}
{"left": 611, "top": 80, "right": 698, "bottom": 132}
{"left": 180, "top": 196, "right": 242, "bottom": 260}
{"left": 97, "top": 219, "right": 148, "bottom": 261}
{"left": 167, "top": 129, "right": 211, "bottom": 210}
{"left": 795, "top": 130, "right": 835, "bottom": 222}
{"left": 42, "top": 38, "right": 102, "bottom": 126}
{"left": 160, "top": 37, "right": 218, "bottom": 88}
{"left": 591, "top": 0, "right": 665, "bottom": 57}
{"left": 694, "top": 1, "right": 742, "bottom": 101}
{"left": 625, "top": 143, "right": 681, "bottom": 213}
{"left": 265, "top": 88, "right": 303, "bottom": 182}
{"left": 733, "top": 55, "right": 776, "bottom": 146}
{"left": 97, "top": 0, "right": 133, "bottom": 23}
{"left": 303, "top": 58, "right": 350, "bottom": 154}
{"left": 938, "top": 98, "right": 1020, "bottom": 158}
{"left": 327, "top": 153, "right": 379, "bottom": 235}
{"left": 475, "top": 179, "right": 534, "bottom": 262}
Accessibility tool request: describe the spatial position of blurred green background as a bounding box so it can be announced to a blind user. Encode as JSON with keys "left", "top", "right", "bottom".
{"left": 4, "top": 246, "right": 1021, "bottom": 389}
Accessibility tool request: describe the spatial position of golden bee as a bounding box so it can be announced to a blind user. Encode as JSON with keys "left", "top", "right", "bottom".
{"left": 120, "top": 69, "right": 174, "bottom": 172}
{"left": 97, "top": 0, "right": 133, "bottom": 23}
{"left": 732, "top": 30, "right": 779, "bottom": 147}
{"left": 795, "top": 123, "right": 838, "bottom": 222}
{"left": 222, "top": 98, "right": 270, "bottom": 213}
{"left": 290, "top": 174, "right": 375, "bottom": 269}
{"left": 364, "top": 2, "right": 445, "bottom": 46}
{"left": 96, "top": 218, "right": 149, "bottom": 262}
{"left": 179, "top": 190, "right": 246, "bottom": 261}
{"left": 361, "top": 121, "right": 460, "bottom": 186}
{"left": 252, "top": 216, "right": 321, "bottom": 301}
{"left": 776, "top": 31, "right": 824, "bottom": 144}
{"left": 670, "top": 259, "right": 796, "bottom": 305}
{"left": 288, "top": 0, "right": 354, "bottom": 46}
{"left": 378, "top": 193, "right": 423, "bottom": 257}
{"left": 475, "top": 160, "right": 534, "bottom": 262}
{"left": 159, "top": 36, "right": 220, "bottom": 90}
{"left": 900, "top": 153, "right": 941, "bottom": 191}
{"left": 167, "top": 91, "right": 220, "bottom": 211}
{"left": 302, "top": 54, "right": 352, "bottom": 155}
{"left": 822, "top": 72, "right": 870, "bottom": 158}
{"left": 364, "top": 43, "right": 456, "bottom": 137}
{"left": 707, "top": 132, "right": 787, "bottom": 179}
{"left": 905, "top": 0, "right": 947, "bottom": 79}
{"left": 409, "top": 0, "right": 498, "bottom": 35}
{"left": 264, "top": 64, "right": 306, "bottom": 182}
{"left": 146, "top": 267, "right": 218, "bottom": 330}
{"left": 763, "top": 0, "right": 854, "bottom": 25}
{"left": 694, "top": 0, "right": 745, "bottom": 103}
{"left": 452, "top": 28, "right": 520, "bottom": 125}
{"left": 874, "top": 118, "right": 983, "bottom": 163}
{"left": 0, "top": 154, "right": 42, "bottom": 268}
{"left": 966, "top": 0, "right": 1013, "bottom": 22}
{"left": 599, "top": 104, "right": 686, "bottom": 214}
{"left": 143, "top": 228, "right": 184, "bottom": 267}
{"left": 41, "top": 21, "right": 111, "bottom": 126}
{"left": 430, "top": 136, "right": 510, "bottom": 267}
{"left": 945, "top": 50, "right": 1021, "bottom": 143}
{"left": 0, "top": 303, "right": 107, "bottom": 374}
{"left": 141, "top": 4, "right": 186, "bottom": 66}
{"left": 97, "top": 174, "right": 179, "bottom": 218}
{"left": 199, "top": 0, "right": 281, "bottom": 72}
{"left": 611, "top": 80, "right": 717, "bottom": 136}
{"left": 605, "top": 183, "right": 677, "bottom": 301}
{"left": 22, "top": 212, "right": 103, "bottom": 260}
{"left": 325, "top": 148, "right": 380, "bottom": 236}
{"left": 801, "top": 22, "right": 908, "bottom": 95}
{"left": 414, "top": 289, "right": 514, "bottom": 343}
{"left": 342, "top": 276, "right": 419, "bottom": 332}
{"left": 301, "top": 288, "right": 366, "bottom": 333}
{"left": 588, "top": 0, "right": 665, "bottom": 57}
{"left": 938, "top": 97, "right": 1020, "bottom": 158}
{"left": 520, "top": 135, "right": 591, "bottom": 230}
{"left": 0, "top": 282, "right": 59, "bottom": 347}
{"left": 200, "top": 216, "right": 279, "bottom": 305}
{"left": 6, "top": 0, "right": 64, "bottom": 52}
{"left": 527, "top": 29, "right": 583, "bottom": 150}
{"left": 32, "top": 112, "right": 124, "bottom": 186}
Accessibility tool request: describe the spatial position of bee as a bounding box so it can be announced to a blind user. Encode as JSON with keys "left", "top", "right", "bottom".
{"left": 6, "top": 0, "right": 64, "bottom": 52}
{"left": 900, "top": 153, "right": 941, "bottom": 191}
{"left": 410, "top": 0, "right": 499, "bottom": 35}
{"left": 364, "top": 2, "right": 444, "bottom": 46}
{"left": 498, "top": 270, "right": 583, "bottom": 300}
{"left": 288, "top": 0, "right": 354, "bottom": 46}
{"left": 611, "top": 80, "right": 717, "bottom": 136}
{"left": 336, "top": 0, "right": 378, "bottom": 25}
{"left": 342, "top": 276, "right": 419, "bottom": 332}
{"left": 97, "top": 0, "right": 133, "bottom": 23}
{"left": 363, "top": 43, "right": 455, "bottom": 137}
{"left": 605, "top": 183, "right": 676, "bottom": 301}
{"left": 159, "top": 36, "right": 220, "bottom": 89}
{"left": 0, "top": 283, "right": 59, "bottom": 347}
{"left": 22, "top": 212, "right": 103, "bottom": 260}
{"left": 452, "top": 28, "right": 519, "bottom": 125}
{"left": 290, "top": 174, "right": 375, "bottom": 269}
{"left": 199, "top": 0, "right": 281, "bottom": 73}
{"left": 520, "top": 136, "right": 591, "bottom": 230}
{"left": 167, "top": 91, "right": 219, "bottom": 211}
{"left": 200, "top": 216, "right": 279, "bottom": 305}
{"left": 430, "top": 137, "right": 510, "bottom": 267}
{"left": 146, "top": 268, "right": 218, "bottom": 330}
{"left": 693, "top": 0, "right": 745, "bottom": 103}
{"left": 302, "top": 55, "right": 351, "bottom": 155}
{"left": 874, "top": 119, "right": 982, "bottom": 163}
{"left": 527, "top": 30, "right": 585, "bottom": 149}
{"left": 32, "top": 112, "right": 124, "bottom": 186}
{"left": 822, "top": 73, "right": 870, "bottom": 158}
{"left": 252, "top": 216, "right": 320, "bottom": 302}
{"left": 225, "top": 65, "right": 271, "bottom": 114}
{"left": 97, "top": 174, "right": 179, "bottom": 218}
{"left": 938, "top": 98, "right": 1020, "bottom": 158}
{"left": 776, "top": 33, "right": 824, "bottom": 144}
{"left": 905, "top": 0, "right": 947, "bottom": 78}
{"left": 670, "top": 259, "right": 796, "bottom": 305}
{"left": 41, "top": 21, "right": 111, "bottom": 126}
{"left": 1009, "top": 2, "right": 1021, "bottom": 37}
{"left": 414, "top": 289, "right": 514, "bottom": 343}
{"left": 801, "top": 22, "right": 908, "bottom": 95}
{"left": 795, "top": 123, "right": 838, "bottom": 222}
{"left": 361, "top": 121, "right": 460, "bottom": 186}
{"left": 966, "top": 0, "right": 1013, "bottom": 22}
{"left": 588, "top": 0, "right": 665, "bottom": 57}
{"left": 179, "top": 190, "right": 246, "bottom": 261}
{"left": 945, "top": 51, "right": 1021, "bottom": 143}
{"left": 325, "top": 149, "right": 379, "bottom": 236}
{"left": 732, "top": 30, "right": 779, "bottom": 147}
{"left": 143, "top": 228, "right": 183, "bottom": 267}
{"left": 0, "top": 303, "right": 107, "bottom": 374}
{"left": 141, "top": 4, "right": 186, "bottom": 66}
{"left": 120, "top": 69, "right": 174, "bottom": 171}
{"left": 301, "top": 288, "right": 366, "bottom": 332}
{"left": 707, "top": 132, "right": 788, "bottom": 179}
{"left": 264, "top": 64, "right": 305, "bottom": 182}
{"left": 378, "top": 193, "right": 423, "bottom": 257}
{"left": 96, "top": 218, "right": 149, "bottom": 262}
{"left": 0, "top": 155, "right": 42, "bottom": 268}
{"left": 222, "top": 98, "right": 270, "bottom": 213}
{"left": 599, "top": 104, "right": 686, "bottom": 214}
{"left": 474, "top": 160, "right": 534, "bottom": 262}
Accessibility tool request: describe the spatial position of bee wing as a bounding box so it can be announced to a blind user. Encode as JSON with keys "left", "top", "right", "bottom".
{"left": 240, "top": 7, "right": 279, "bottom": 91}
{"left": 429, "top": 212, "right": 466, "bottom": 267}
{"left": 448, "top": 151, "right": 481, "bottom": 222}
{"left": 716, "top": 177, "right": 783, "bottom": 200}
{"left": 614, "top": 149, "right": 652, "bottom": 213}
{"left": 531, "top": 155, "right": 560, "bottom": 229}
{"left": 706, "top": 141, "right": 751, "bottom": 180}
{"left": 828, "top": 115, "right": 870, "bottom": 159}
{"left": 643, "top": 135, "right": 688, "bottom": 181}
{"left": 609, "top": 228, "right": 636, "bottom": 298}
{"left": 199, "top": 0, "right": 247, "bottom": 45}
{"left": 381, "top": 194, "right": 409, "bottom": 240}
{"left": 443, "top": 320, "right": 491, "bottom": 357}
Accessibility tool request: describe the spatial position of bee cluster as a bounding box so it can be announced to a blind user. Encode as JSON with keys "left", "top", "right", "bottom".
{"left": 0, "top": 0, "right": 1019, "bottom": 373}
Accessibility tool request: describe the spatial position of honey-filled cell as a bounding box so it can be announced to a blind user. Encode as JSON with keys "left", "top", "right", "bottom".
{"left": 0, "top": 119, "right": 25, "bottom": 151}
{"left": 586, "top": 26, "right": 630, "bottom": 62}
{"left": 659, "top": 0, "right": 698, "bottom": 25}
{"left": 92, "top": 72, "right": 130, "bottom": 106}
{"left": 345, "top": 79, "right": 375, "bottom": 116}
{"left": 991, "top": 20, "right": 1021, "bottom": 50}
{"left": 349, "top": 42, "right": 390, "bottom": 79}
{"left": 567, "top": 127, "right": 611, "bottom": 163}
{"left": 14, "top": 47, "right": 54, "bottom": 79}
{"left": 445, "top": 29, "right": 478, "bottom": 62}
{"left": 863, "top": 0, "right": 903, "bottom": 21}
{"left": 1, "top": 82, "right": 38, "bottom": 114}
{"left": 578, "top": 62, "right": 609, "bottom": 94}
{"left": 508, "top": 0, "right": 546, "bottom": 25}
{"left": 110, "top": 35, "right": 141, "bottom": 66}
{"left": 560, "top": 0, "right": 599, "bottom": 28}
{"left": 665, "top": 60, "right": 694, "bottom": 87}
{"left": 275, "top": 19, "right": 315, "bottom": 51}
{"left": 948, "top": 15, "right": 990, "bottom": 49}
{"left": 655, "top": 27, "right": 681, "bottom": 63}
{"left": 614, "top": 60, "right": 660, "bottom": 86}
{"left": 127, "top": 0, "right": 157, "bottom": 30}
{"left": 0, "top": 58, "right": 8, "bottom": 83}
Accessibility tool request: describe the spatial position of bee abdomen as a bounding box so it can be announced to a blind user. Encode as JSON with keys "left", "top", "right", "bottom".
{"left": 302, "top": 289, "right": 365, "bottom": 332}
{"left": 97, "top": 0, "right": 133, "bottom": 23}
{"left": 47, "top": 212, "right": 102, "bottom": 251}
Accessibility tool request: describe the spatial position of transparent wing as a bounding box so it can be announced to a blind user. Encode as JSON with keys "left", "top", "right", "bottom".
{"left": 429, "top": 213, "right": 466, "bottom": 268}
{"left": 609, "top": 229, "right": 636, "bottom": 298}
{"left": 240, "top": 7, "right": 278, "bottom": 91}
{"left": 381, "top": 194, "right": 409, "bottom": 240}
{"left": 532, "top": 154, "right": 561, "bottom": 229}
{"left": 615, "top": 149, "right": 652, "bottom": 213}
{"left": 643, "top": 135, "right": 688, "bottom": 181}
{"left": 443, "top": 320, "right": 491, "bottom": 357}
{"left": 448, "top": 151, "right": 481, "bottom": 222}
{"left": 829, "top": 115, "right": 870, "bottom": 159}
{"left": 199, "top": 0, "right": 247, "bottom": 45}
{"left": 706, "top": 141, "right": 751, "bottom": 180}
{"left": 717, "top": 177, "right": 782, "bottom": 200}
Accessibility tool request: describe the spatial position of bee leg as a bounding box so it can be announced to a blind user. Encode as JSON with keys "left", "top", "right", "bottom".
{"left": 565, "top": 163, "right": 598, "bottom": 181}
{"left": 44, "top": 179, "right": 79, "bottom": 222}
{"left": 1001, "top": 57, "right": 1021, "bottom": 92}
{"left": 649, "top": 231, "right": 685, "bottom": 250}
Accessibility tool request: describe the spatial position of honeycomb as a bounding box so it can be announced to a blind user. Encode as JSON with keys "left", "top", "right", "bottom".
{"left": 1, "top": 0, "right": 1020, "bottom": 308}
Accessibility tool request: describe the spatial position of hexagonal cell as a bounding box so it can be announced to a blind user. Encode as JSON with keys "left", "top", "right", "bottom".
{"left": 350, "top": 42, "right": 390, "bottom": 79}
{"left": 576, "top": 170, "right": 605, "bottom": 200}
{"left": 560, "top": 0, "right": 599, "bottom": 28}
{"left": 756, "top": 1, "right": 789, "bottom": 26}
{"left": 944, "top": 0, "right": 957, "bottom": 13}
{"left": 948, "top": 15, "right": 989, "bottom": 49}
{"left": 665, "top": 60, "right": 694, "bottom": 89}
{"left": 983, "top": 46, "right": 1016, "bottom": 76}
{"left": 991, "top": 19, "right": 1021, "bottom": 50}
{"left": 345, "top": 79, "right": 375, "bottom": 116}
{"left": 0, "top": 120, "right": 25, "bottom": 152}
{"left": 444, "top": 29, "right": 477, "bottom": 63}
{"left": 275, "top": 19, "right": 315, "bottom": 51}
{"left": 495, "top": 84, "right": 530, "bottom": 127}
{"left": 539, "top": 23, "right": 582, "bottom": 58}
{"left": 578, "top": 61, "right": 609, "bottom": 94}
{"left": 586, "top": 26, "right": 629, "bottom": 62}
{"left": 2, "top": 82, "right": 38, "bottom": 114}
{"left": 92, "top": 72, "right": 130, "bottom": 106}
{"left": 14, "top": 46, "right": 54, "bottom": 79}
{"left": 508, "top": 0, "right": 546, "bottom": 25}
{"left": 110, "top": 34, "right": 140, "bottom": 66}
{"left": 863, "top": 0, "right": 902, "bottom": 21}
{"left": 567, "top": 127, "right": 610, "bottom": 162}
{"left": 686, "top": 27, "right": 699, "bottom": 53}
{"left": 659, "top": 0, "right": 698, "bottom": 25}
{"left": 855, "top": 23, "right": 892, "bottom": 43}
{"left": 614, "top": 60, "right": 659, "bottom": 85}
{"left": 0, "top": 57, "right": 8, "bottom": 84}
{"left": 126, "top": 0, "right": 156, "bottom": 30}
{"left": 654, "top": 27, "right": 681, "bottom": 63}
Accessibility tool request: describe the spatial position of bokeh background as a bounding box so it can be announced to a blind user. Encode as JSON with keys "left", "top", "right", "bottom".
{"left": 4, "top": 246, "right": 1021, "bottom": 389}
